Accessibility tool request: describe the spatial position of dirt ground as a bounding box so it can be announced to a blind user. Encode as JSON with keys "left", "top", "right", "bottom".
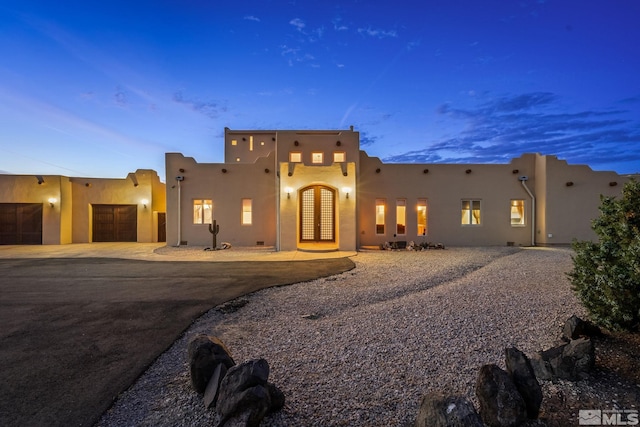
{"left": 0, "top": 256, "right": 355, "bottom": 427}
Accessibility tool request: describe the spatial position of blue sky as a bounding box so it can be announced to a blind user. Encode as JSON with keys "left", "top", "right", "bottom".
{"left": 1, "top": 0, "right": 639, "bottom": 182}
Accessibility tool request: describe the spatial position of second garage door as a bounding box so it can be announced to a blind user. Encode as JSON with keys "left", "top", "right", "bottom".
{"left": 92, "top": 205, "right": 137, "bottom": 242}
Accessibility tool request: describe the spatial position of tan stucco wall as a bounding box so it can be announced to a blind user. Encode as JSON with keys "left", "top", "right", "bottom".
{"left": 534, "top": 155, "right": 634, "bottom": 245}
{"left": 165, "top": 153, "right": 277, "bottom": 247}
{"left": 358, "top": 152, "right": 538, "bottom": 247}
{"left": 278, "top": 162, "right": 357, "bottom": 251}
{"left": 0, "top": 170, "right": 165, "bottom": 245}
{"left": 70, "top": 170, "right": 162, "bottom": 243}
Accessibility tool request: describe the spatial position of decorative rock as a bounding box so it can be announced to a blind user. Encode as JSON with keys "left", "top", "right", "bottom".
{"left": 505, "top": 347, "right": 543, "bottom": 419}
{"left": 188, "top": 335, "right": 236, "bottom": 393}
{"left": 216, "top": 358, "right": 284, "bottom": 427}
{"left": 204, "top": 363, "right": 228, "bottom": 409}
{"left": 414, "top": 392, "right": 483, "bottom": 427}
{"left": 475, "top": 364, "right": 526, "bottom": 427}
{"left": 562, "top": 315, "right": 601, "bottom": 341}
{"left": 530, "top": 337, "right": 594, "bottom": 381}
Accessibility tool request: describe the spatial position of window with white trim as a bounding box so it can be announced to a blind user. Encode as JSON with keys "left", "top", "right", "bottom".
{"left": 461, "top": 200, "right": 481, "bottom": 225}
{"left": 376, "top": 199, "right": 386, "bottom": 235}
{"left": 242, "top": 199, "right": 252, "bottom": 225}
{"left": 396, "top": 199, "right": 406, "bottom": 235}
{"left": 417, "top": 199, "right": 427, "bottom": 236}
{"left": 289, "top": 152, "right": 302, "bottom": 163}
{"left": 510, "top": 199, "right": 525, "bottom": 226}
{"left": 193, "top": 199, "right": 212, "bottom": 224}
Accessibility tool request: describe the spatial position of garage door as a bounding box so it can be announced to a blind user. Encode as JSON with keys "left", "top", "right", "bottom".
{"left": 0, "top": 203, "right": 43, "bottom": 245}
{"left": 92, "top": 205, "right": 137, "bottom": 242}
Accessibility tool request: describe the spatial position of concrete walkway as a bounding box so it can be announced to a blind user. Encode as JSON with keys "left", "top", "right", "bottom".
{"left": 0, "top": 242, "right": 357, "bottom": 261}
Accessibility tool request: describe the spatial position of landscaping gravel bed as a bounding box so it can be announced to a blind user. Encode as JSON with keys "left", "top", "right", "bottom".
{"left": 98, "top": 246, "right": 584, "bottom": 426}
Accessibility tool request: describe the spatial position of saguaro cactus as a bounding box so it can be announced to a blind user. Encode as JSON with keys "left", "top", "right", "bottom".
{"left": 208, "top": 219, "right": 219, "bottom": 249}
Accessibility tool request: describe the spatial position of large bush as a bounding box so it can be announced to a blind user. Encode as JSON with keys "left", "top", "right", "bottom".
{"left": 569, "top": 178, "right": 640, "bottom": 332}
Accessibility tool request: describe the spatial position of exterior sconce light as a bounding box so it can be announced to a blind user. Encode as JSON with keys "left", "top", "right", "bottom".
{"left": 423, "top": 169, "right": 429, "bottom": 174}
{"left": 221, "top": 168, "right": 228, "bottom": 173}
{"left": 566, "top": 181, "right": 574, "bottom": 187}
{"left": 294, "top": 140, "right": 299, "bottom": 146}
{"left": 336, "top": 140, "right": 341, "bottom": 146}
{"left": 141, "top": 199, "right": 149, "bottom": 209}
{"left": 465, "top": 169, "right": 472, "bottom": 174}
{"left": 284, "top": 187, "right": 293, "bottom": 199}
{"left": 609, "top": 181, "right": 618, "bottom": 187}
{"left": 48, "top": 197, "right": 57, "bottom": 207}
{"left": 342, "top": 187, "right": 352, "bottom": 199}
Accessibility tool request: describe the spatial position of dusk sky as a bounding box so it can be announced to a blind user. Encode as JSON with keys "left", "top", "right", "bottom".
{"left": 1, "top": 0, "right": 639, "bottom": 182}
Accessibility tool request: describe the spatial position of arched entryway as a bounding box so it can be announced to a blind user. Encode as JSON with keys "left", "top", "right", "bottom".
{"left": 299, "top": 185, "right": 335, "bottom": 243}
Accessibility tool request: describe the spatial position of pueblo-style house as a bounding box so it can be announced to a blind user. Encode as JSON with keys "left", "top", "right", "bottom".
{"left": 164, "top": 127, "right": 637, "bottom": 251}
{"left": 0, "top": 127, "right": 635, "bottom": 248}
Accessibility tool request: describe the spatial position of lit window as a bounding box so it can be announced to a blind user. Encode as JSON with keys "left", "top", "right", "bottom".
{"left": 461, "top": 200, "right": 481, "bottom": 225}
{"left": 396, "top": 199, "right": 406, "bottom": 235}
{"left": 333, "top": 152, "right": 346, "bottom": 162}
{"left": 417, "top": 199, "right": 427, "bottom": 236}
{"left": 231, "top": 139, "right": 237, "bottom": 146}
{"left": 289, "top": 152, "right": 302, "bottom": 162}
{"left": 193, "top": 199, "right": 212, "bottom": 224}
{"left": 242, "top": 199, "right": 252, "bottom": 225}
{"left": 511, "top": 199, "right": 525, "bottom": 226}
{"left": 375, "top": 199, "right": 386, "bottom": 235}
{"left": 312, "top": 152, "right": 324, "bottom": 164}
{"left": 249, "top": 135, "right": 254, "bottom": 151}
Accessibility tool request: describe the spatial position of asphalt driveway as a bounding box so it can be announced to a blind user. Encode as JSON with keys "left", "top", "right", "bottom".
{"left": 0, "top": 252, "right": 354, "bottom": 427}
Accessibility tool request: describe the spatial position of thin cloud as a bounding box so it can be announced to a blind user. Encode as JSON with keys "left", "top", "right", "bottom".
{"left": 357, "top": 27, "right": 398, "bottom": 39}
{"left": 244, "top": 15, "right": 260, "bottom": 22}
{"left": 290, "top": 18, "right": 306, "bottom": 31}
{"left": 172, "top": 91, "right": 227, "bottom": 119}
{"left": 384, "top": 92, "right": 640, "bottom": 171}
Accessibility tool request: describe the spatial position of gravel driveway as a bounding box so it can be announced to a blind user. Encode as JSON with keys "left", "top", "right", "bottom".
{"left": 98, "top": 247, "right": 585, "bottom": 426}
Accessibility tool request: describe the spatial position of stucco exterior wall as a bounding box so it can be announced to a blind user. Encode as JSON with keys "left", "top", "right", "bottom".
{"left": 165, "top": 153, "right": 277, "bottom": 247}
{"left": 534, "top": 155, "right": 632, "bottom": 245}
{"left": 358, "top": 152, "right": 539, "bottom": 247}
{"left": 1, "top": 170, "right": 164, "bottom": 244}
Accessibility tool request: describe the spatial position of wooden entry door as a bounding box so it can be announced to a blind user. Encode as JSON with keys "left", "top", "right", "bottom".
{"left": 300, "top": 185, "right": 335, "bottom": 242}
{"left": 92, "top": 205, "right": 137, "bottom": 242}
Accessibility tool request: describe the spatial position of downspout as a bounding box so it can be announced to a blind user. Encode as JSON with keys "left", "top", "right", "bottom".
{"left": 175, "top": 175, "right": 184, "bottom": 246}
{"left": 519, "top": 177, "right": 536, "bottom": 246}
{"left": 275, "top": 132, "right": 280, "bottom": 251}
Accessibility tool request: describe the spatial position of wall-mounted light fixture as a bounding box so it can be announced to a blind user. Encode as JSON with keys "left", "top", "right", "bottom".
{"left": 284, "top": 187, "right": 293, "bottom": 199}
{"left": 48, "top": 197, "right": 57, "bottom": 207}
{"left": 141, "top": 198, "right": 149, "bottom": 209}
{"left": 342, "top": 187, "right": 352, "bottom": 199}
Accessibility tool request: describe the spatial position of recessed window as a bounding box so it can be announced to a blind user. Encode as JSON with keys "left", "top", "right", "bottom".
{"left": 242, "top": 199, "right": 252, "bottom": 225}
{"left": 333, "top": 152, "right": 346, "bottom": 162}
{"left": 511, "top": 199, "right": 525, "bottom": 226}
{"left": 289, "top": 152, "right": 302, "bottom": 163}
{"left": 193, "top": 199, "right": 212, "bottom": 224}
{"left": 417, "top": 199, "right": 427, "bottom": 236}
{"left": 376, "top": 199, "right": 386, "bottom": 235}
{"left": 249, "top": 135, "right": 254, "bottom": 151}
{"left": 396, "top": 199, "right": 406, "bottom": 235}
{"left": 461, "top": 200, "right": 481, "bottom": 225}
{"left": 312, "top": 152, "right": 324, "bottom": 164}
{"left": 231, "top": 139, "right": 237, "bottom": 146}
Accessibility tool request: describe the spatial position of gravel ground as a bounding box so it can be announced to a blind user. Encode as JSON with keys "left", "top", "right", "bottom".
{"left": 97, "top": 246, "right": 585, "bottom": 426}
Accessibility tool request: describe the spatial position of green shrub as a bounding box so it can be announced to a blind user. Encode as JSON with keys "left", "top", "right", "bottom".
{"left": 568, "top": 178, "right": 640, "bottom": 332}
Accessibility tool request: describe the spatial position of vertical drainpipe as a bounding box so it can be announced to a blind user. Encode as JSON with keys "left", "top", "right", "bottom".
{"left": 519, "top": 177, "right": 536, "bottom": 246}
{"left": 176, "top": 176, "right": 183, "bottom": 246}
{"left": 275, "top": 132, "right": 280, "bottom": 251}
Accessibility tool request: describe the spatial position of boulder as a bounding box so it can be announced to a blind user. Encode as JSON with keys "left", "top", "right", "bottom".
{"left": 216, "top": 358, "right": 284, "bottom": 427}
{"left": 504, "top": 347, "right": 543, "bottom": 419}
{"left": 415, "top": 392, "right": 483, "bottom": 427}
{"left": 188, "top": 335, "right": 236, "bottom": 393}
{"left": 530, "top": 337, "right": 594, "bottom": 381}
{"left": 562, "top": 315, "right": 601, "bottom": 341}
{"left": 475, "top": 364, "right": 526, "bottom": 427}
